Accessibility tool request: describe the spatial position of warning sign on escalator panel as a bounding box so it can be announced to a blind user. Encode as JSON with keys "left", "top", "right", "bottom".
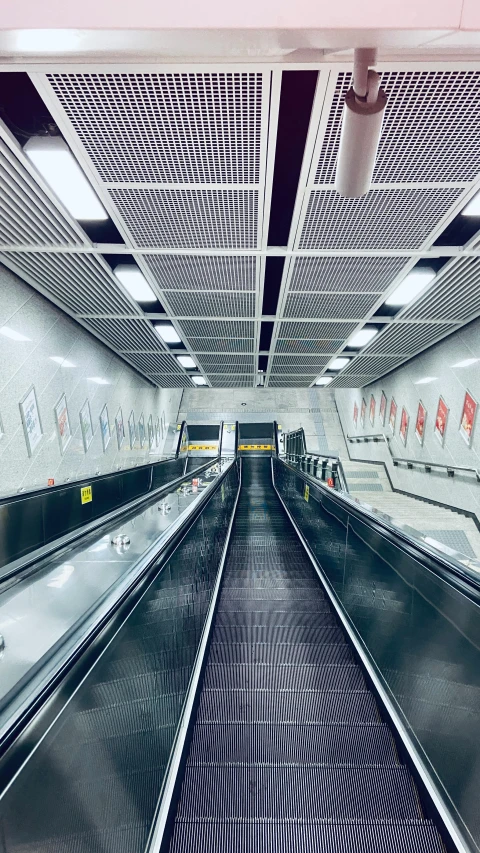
{"left": 304, "top": 484, "right": 309, "bottom": 502}
{"left": 81, "top": 485, "right": 92, "bottom": 504}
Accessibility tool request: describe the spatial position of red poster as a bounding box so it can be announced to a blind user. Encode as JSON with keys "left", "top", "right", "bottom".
{"left": 388, "top": 398, "right": 397, "bottom": 434}
{"left": 360, "top": 398, "right": 366, "bottom": 428}
{"left": 399, "top": 407, "right": 409, "bottom": 446}
{"left": 353, "top": 401, "right": 359, "bottom": 428}
{"left": 434, "top": 396, "right": 449, "bottom": 446}
{"left": 415, "top": 401, "right": 427, "bottom": 445}
{"left": 369, "top": 395, "right": 376, "bottom": 427}
{"left": 379, "top": 391, "right": 387, "bottom": 427}
{"left": 459, "top": 391, "right": 478, "bottom": 447}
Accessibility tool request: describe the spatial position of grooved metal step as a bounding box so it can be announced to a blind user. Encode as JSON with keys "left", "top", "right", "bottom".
{"left": 197, "top": 689, "right": 379, "bottom": 724}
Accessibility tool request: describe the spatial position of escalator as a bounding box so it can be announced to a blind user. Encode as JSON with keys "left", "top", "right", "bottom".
{"left": 0, "top": 456, "right": 478, "bottom": 852}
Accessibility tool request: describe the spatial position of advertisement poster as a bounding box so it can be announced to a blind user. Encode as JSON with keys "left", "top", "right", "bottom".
{"left": 360, "top": 398, "right": 366, "bottom": 428}
{"left": 115, "top": 407, "right": 125, "bottom": 450}
{"left": 148, "top": 414, "right": 154, "bottom": 449}
{"left": 399, "top": 407, "right": 409, "bottom": 446}
{"left": 379, "top": 391, "right": 387, "bottom": 427}
{"left": 415, "top": 401, "right": 427, "bottom": 445}
{"left": 99, "top": 404, "right": 111, "bottom": 452}
{"left": 138, "top": 413, "right": 145, "bottom": 448}
{"left": 459, "top": 391, "right": 478, "bottom": 447}
{"left": 389, "top": 397, "right": 397, "bottom": 434}
{"left": 79, "top": 399, "right": 93, "bottom": 452}
{"left": 434, "top": 396, "right": 449, "bottom": 446}
{"left": 353, "top": 401, "right": 359, "bottom": 428}
{"left": 53, "top": 394, "right": 72, "bottom": 455}
{"left": 369, "top": 395, "right": 376, "bottom": 427}
{"left": 19, "top": 385, "right": 43, "bottom": 457}
{"left": 155, "top": 416, "right": 161, "bottom": 447}
{"left": 128, "top": 410, "right": 136, "bottom": 450}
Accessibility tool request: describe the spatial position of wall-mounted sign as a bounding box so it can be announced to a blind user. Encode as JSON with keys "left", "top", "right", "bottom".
{"left": 399, "top": 406, "right": 409, "bottom": 446}
{"left": 79, "top": 399, "right": 93, "bottom": 453}
{"left": 379, "top": 391, "right": 387, "bottom": 427}
{"left": 54, "top": 393, "right": 72, "bottom": 455}
{"left": 388, "top": 397, "right": 397, "bottom": 434}
{"left": 415, "top": 401, "right": 427, "bottom": 445}
{"left": 353, "top": 401, "right": 359, "bottom": 428}
{"left": 434, "top": 396, "right": 449, "bottom": 446}
{"left": 369, "top": 395, "right": 376, "bottom": 427}
{"left": 148, "top": 414, "right": 154, "bottom": 449}
{"left": 138, "top": 413, "right": 146, "bottom": 448}
{"left": 99, "top": 404, "right": 111, "bottom": 452}
{"left": 128, "top": 410, "right": 136, "bottom": 450}
{"left": 360, "top": 398, "right": 366, "bottom": 428}
{"left": 19, "top": 385, "right": 43, "bottom": 457}
{"left": 81, "top": 485, "right": 92, "bottom": 504}
{"left": 115, "top": 407, "right": 125, "bottom": 450}
{"left": 459, "top": 390, "right": 477, "bottom": 447}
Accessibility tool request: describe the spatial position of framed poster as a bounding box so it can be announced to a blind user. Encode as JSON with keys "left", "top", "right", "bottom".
{"left": 19, "top": 385, "right": 43, "bottom": 457}
{"left": 353, "top": 401, "right": 359, "bottom": 428}
{"left": 379, "top": 391, "right": 387, "bottom": 427}
{"left": 128, "top": 410, "right": 136, "bottom": 450}
{"left": 434, "top": 396, "right": 449, "bottom": 446}
{"left": 369, "top": 395, "right": 376, "bottom": 427}
{"left": 148, "top": 414, "right": 154, "bottom": 449}
{"left": 459, "top": 391, "right": 477, "bottom": 447}
{"left": 360, "top": 398, "right": 366, "bottom": 428}
{"left": 389, "top": 398, "right": 397, "bottom": 434}
{"left": 53, "top": 393, "right": 72, "bottom": 455}
{"left": 399, "top": 406, "right": 409, "bottom": 446}
{"left": 138, "top": 413, "right": 145, "bottom": 448}
{"left": 115, "top": 407, "right": 125, "bottom": 450}
{"left": 79, "top": 399, "right": 93, "bottom": 452}
{"left": 155, "top": 416, "right": 160, "bottom": 447}
{"left": 99, "top": 404, "right": 111, "bottom": 452}
{"left": 415, "top": 401, "right": 427, "bottom": 445}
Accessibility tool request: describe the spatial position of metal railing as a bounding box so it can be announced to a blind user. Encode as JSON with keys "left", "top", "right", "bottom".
{"left": 283, "top": 428, "right": 349, "bottom": 493}
{"left": 347, "top": 433, "right": 480, "bottom": 482}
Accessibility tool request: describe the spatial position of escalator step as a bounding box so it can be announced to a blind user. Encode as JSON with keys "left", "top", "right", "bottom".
{"left": 214, "top": 608, "right": 333, "bottom": 626}
{"left": 176, "top": 765, "right": 421, "bottom": 820}
{"left": 169, "top": 819, "right": 445, "bottom": 853}
{"left": 197, "top": 689, "right": 379, "bottom": 724}
{"left": 216, "top": 597, "right": 329, "bottom": 613}
{"left": 218, "top": 588, "right": 328, "bottom": 601}
{"left": 208, "top": 638, "right": 349, "bottom": 665}
{"left": 187, "top": 722, "right": 398, "bottom": 765}
{"left": 203, "top": 663, "right": 366, "bottom": 691}
{"left": 212, "top": 621, "right": 339, "bottom": 643}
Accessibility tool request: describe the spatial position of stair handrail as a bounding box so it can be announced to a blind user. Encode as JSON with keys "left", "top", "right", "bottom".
{"left": 347, "top": 433, "right": 480, "bottom": 483}
{"left": 283, "top": 428, "right": 349, "bottom": 493}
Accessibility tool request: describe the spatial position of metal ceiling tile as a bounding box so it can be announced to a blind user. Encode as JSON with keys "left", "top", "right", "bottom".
{"left": 268, "top": 376, "right": 318, "bottom": 387}
{"left": 146, "top": 373, "right": 194, "bottom": 387}
{"left": 288, "top": 256, "right": 408, "bottom": 293}
{"left": 401, "top": 257, "right": 480, "bottom": 322}
{"left": 86, "top": 317, "right": 166, "bottom": 352}
{"left": 364, "top": 322, "right": 457, "bottom": 355}
{"left": 178, "top": 319, "right": 255, "bottom": 339}
{"left": 278, "top": 321, "right": 358, "bottom": 339}
{"left": 283, "top": 291, "right": 380, "bottom": 319}
{"left": 188, "top": 337, "right": 255, "bottom": 353}
{"left": 341, "top": 355, "right": 406, "bottom": 375}
{"left": 142, "top": 254, "right": 257, "bottom": 291}
{"left": 208, "top": 374, "right": 254, "bottom": 387}
{"left": 121, "top": 350, "right": 184, "bottom": 373}
{"left": 164, "top": 289, "right": 256, "bottom": 318}
{"left": 274, "top": 339, "right": 344, "bottom": 354}
{"left": 197, "top": 354, "right": 256, "bottom": 370}
{"left": 271, "top": 355, "right": 330, "bottom": 368}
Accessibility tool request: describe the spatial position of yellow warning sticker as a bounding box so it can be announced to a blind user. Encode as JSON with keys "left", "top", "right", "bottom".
{"left": 238, "top": 444, "right": 272, "bottom": 451}
{"left": 81, "top": 485, "right": 92, "bottom": 504}
{"left": 304, "top": 484, "right": 310, "bottom": 502}
{"left": 188, "top": 444, "right": 218, "bottom": 451}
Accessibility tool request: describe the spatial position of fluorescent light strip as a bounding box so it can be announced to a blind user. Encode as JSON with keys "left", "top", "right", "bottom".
{"left": 155, "top": 324, "right": 182, "bottom": 345}
{"left": 385, "top": 269, "right": 436, "bottom": 307}
{"left": 315, "top": 376, "right": 333, "bottom": 386}
{"left": 329, "top": 357, "right": 350, "bottom": 370}
{"left": 347, "top": 327, "right": 378, "bottom": 348}
{"left": 462, "top": 191, "right": 480, "bottom": 216}
{"left": 192, "top": 376, "right": 207, "bottom": 386}
{"left": 24, "top": 135, "right": 107, "bottom": 221}
{"left": 177, "top": 356, "right": 196, "bottom": 369}
{"left": 115, "top": 265, "right": 156, "bottom": 303}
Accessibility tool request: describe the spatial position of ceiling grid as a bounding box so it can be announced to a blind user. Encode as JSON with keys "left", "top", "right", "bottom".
{"left": 0, "top": 65, "right": 479, "bottom": 389}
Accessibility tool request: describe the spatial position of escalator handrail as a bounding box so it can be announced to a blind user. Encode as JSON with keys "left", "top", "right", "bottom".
{"left": 276, "top": 455, "right": 480, "bottom": 601}
{"left": 1, "top": 456, "right": 221, "bottom": 587}
{"left": 0, "top": 457, "right": 239, "bottom": 772}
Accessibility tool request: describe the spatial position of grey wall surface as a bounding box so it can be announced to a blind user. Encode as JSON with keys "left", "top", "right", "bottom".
{"left": 0, "top": 265, "right": 182, "bottom": 498}
{"left": 179, "top": 387, "right": 343, "bottom": 456}
{"left": 335, "top": 317, "right": 480, "bottom": 521}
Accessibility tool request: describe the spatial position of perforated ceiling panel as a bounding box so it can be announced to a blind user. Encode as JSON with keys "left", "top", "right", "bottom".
{"left": 47, "top": 72, "right": 264, "bottom": 185}
{"left": 3, "top": 63, "right": 480, "bottom": 392}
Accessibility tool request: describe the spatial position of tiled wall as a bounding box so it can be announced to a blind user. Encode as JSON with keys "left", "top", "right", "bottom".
{"left": 0, "top": 264, "right": 182, "bottom": 498}
{"left": 335, "top": 317, "right": 480, "bottom": 521}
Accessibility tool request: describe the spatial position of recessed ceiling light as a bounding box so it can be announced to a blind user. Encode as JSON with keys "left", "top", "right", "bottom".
{"left": 452, "top": 357, "right": 479, "bottom": 368}
{"left": 155, "top": 324, "right": 182, "bottom": 345}
{"left": 347, "top": 327, "right": 378, "bottom": 348}
{"left": 330, "top": 357, "right": 350, "bottom": 370}
{"left": 0, "top": 326, "right": 31, "bottom": 342}
{"left": 461, "top": 191, "right": 480, "bottom": 216}
{"left": 24, "top": 135, "right": 107, "bottom": 221}
{"left": 177, "top": 355, "right": 196, "bottom": 369}
{"left": 385, "top": 269, "right": 436, "bottom": 307}
{"left": 115, "top": 265, "right": 156, "bottom": 303}
{"left": 315, "top": 376, "right": 333, "bottom": 386}
{"left": 50, "top": 356, "right": 75, "bottom": 367}
{"left": 414, "top": 377, "right": 437, "bottom": 385}
{"left": 88, "top": 377, "right": 110, "bottom": 385}
{"left": 192, "top": 376, "right": 207, "bottom": 385}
